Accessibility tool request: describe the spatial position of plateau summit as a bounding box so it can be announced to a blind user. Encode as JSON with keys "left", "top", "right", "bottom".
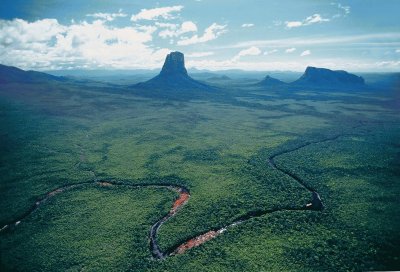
{"left": 135, "top": 51, "right": 212, "bottom": 91}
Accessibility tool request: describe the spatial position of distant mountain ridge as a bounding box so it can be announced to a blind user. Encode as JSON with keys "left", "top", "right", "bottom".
{"left": 256, "top": 66, "right": 365, "bottom": 90}
{"left": 207, "top": 75, "right": 231, "bottom": 81}
{"left": 257, "top": 75, "right": 287, "bottom": 87}
{"left": 134, "top": 51, "right": 213, "bottom": 90}
{"left": 1, "top": 60, "right": 368, "bottom": 92}
{"left": 0, "top": 64, "right": 67, "bottom": 84}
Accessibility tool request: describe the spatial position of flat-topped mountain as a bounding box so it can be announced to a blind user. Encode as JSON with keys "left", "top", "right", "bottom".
{"left": 257, "top": 75, "right": 287, "bottom": 87}
{"left": 292, "top": 66, "right": 365, "bottom": 89}
{"left": 135, "top": 51, "right": 212, "bottom": 90}
{"left": 0, "top": 64, "right": 67, "bottom": 84}
{"left": 160, "top": 51, "right": 188, "bottom": 76}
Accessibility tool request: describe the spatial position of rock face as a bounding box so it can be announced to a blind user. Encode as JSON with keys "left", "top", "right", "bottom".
{"left": 292, "top": 66, "right": 365, "bottom": 89}
{"left": 135, "top": 51, "right": 212, "bottom": 90}
{"left": 257, "top": 75, "right": 287, "bottom": 87}
{"left": 160, "top": 51, "right": 188, "bottom": 76}
{"left": 310, "top": 191, "right": 324, "bottom": 211}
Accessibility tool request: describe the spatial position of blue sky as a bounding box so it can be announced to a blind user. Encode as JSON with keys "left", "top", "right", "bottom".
{"left": 0, "top": 0, "right": 399, "bottom": 71}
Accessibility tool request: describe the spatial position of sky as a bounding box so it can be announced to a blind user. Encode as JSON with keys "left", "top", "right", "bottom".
{"left": 0, "top": 0, "right": 399, "bottom": 72}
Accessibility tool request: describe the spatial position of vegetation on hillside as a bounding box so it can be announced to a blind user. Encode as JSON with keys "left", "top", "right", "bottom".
{"left": 0, "top": 78, "right": 399, "bottom": 271}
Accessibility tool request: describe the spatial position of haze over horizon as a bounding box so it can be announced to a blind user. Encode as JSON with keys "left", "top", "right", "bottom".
{"left": 0, "top": 0, "right": 399, "bottom": 72}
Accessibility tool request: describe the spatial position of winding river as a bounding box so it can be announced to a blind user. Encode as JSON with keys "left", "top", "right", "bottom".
{"left": 0, "top": 135, "right": 345, "bottom": 259}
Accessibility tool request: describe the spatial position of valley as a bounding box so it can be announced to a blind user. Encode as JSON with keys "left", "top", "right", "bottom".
{"left": 0, "top": 53, "right": 399, "bottom": 271}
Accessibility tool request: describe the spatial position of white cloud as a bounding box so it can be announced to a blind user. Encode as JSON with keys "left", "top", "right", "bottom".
{"left": 0, "top": 15, "right": 397, "bottom": 73}
{"left": 131, "top": 5, "right": 183, "bottom": 21}
{"left": 306, "top": 14, "right": 330, "bottom": 24}
{"left": 286, "top": 21, "right": 303, "bottom": 28}
{"left": 285, "top": 47, "right": 296, "bottom": 53}
{"left": 300, "top": 50, "right": 311, "bottom": 56}
{"left": 186, "top": 59, "right": 301, "bottom": 71}
{"left": 177, "top": 23, "right": 227, "bottom": 46}
{"left": 181, "top": 21, "right": 197, "bottom": 33}
{"left": 376, "top": 60, "right": 400, "bottom": 67}
{"left": 332, "top": 2, "right": 351, "bottom": 18}
{"left": 0, "top": 18, "right": 170, "bottom": 70}
{"left": 154, "top": 22, "right": 177, "bottom": 28}
{"left": 339, "top": 3, "right": 351, "bottom": 15}
{"left": 264, "top": 49, "right": 278, "bottom": 55}
{"left": 232, "top": 46, "right": 261, "bottom": 61}
{"left": 224, "top": 32, "right": 400, "bottom": 49}
{"left": 186, "top": 57, "right": 392, "bottom": 72}
{"left": 86, "top": 11, "right": 127, "bottom": 21}
{"left": 186, "top": 51, "right": 214, "bottom": 57}
{"left": 285, "top": 14, "right": 330, "bottom": 28}
{"left": 158, "top": 21, "right": 197, "bottom": 38}
{"left": 0, "top": 18, "right": 66, "bottom": 44}
{"left": 241, "top": 23, "right": 254, "bottom": 28}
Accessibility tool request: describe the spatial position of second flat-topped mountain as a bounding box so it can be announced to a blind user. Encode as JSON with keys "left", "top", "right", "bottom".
{"left": 256, "top": 66, "right": 365, "bottom": 90}
{"left": 135, "top": 51, "right": 212, "bottom": 90}
{"left": 292, "top": 66, "right": 365, "bottom": 89}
